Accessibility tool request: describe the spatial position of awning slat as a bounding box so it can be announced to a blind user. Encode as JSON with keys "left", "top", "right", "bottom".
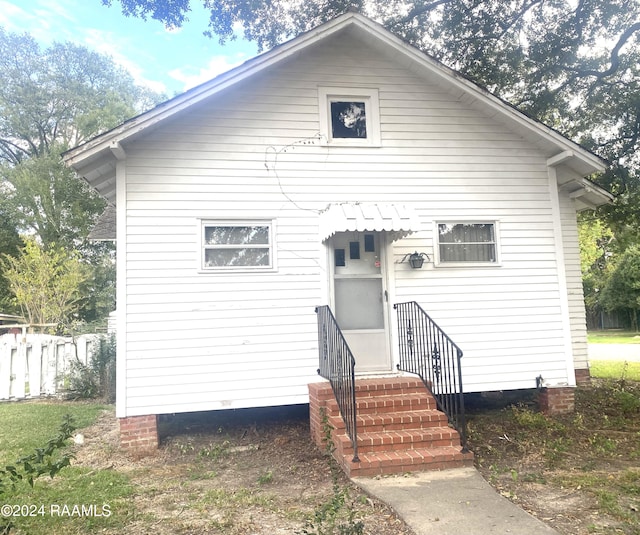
{"left": 319, "top": 203, "right": 420, "bottom": 241}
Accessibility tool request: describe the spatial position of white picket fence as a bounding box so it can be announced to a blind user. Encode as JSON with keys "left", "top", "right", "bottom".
{"left": 0, "top": 333, "right": 101, "bottom": 400}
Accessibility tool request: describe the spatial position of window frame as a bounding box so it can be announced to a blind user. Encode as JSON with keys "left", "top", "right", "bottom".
{"left": 318, "top": 87, "right": 381, "bottom": 147}
{"left": 434, "top": 221, "right": 501, "bottom": 267}
{"left": 199, "top": 219, "right": 276, "bottom": 272}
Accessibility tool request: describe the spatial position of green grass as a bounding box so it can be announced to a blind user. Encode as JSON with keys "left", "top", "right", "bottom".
{"left": 590, "top": 360, "right": 640, "bottom": 381}
{"left": 0, "top": 402, "right": 109, "bottom": 464}
{"left": 587, "top": 331, "right": 640, "bottom": 344}
{"left": 0, "top": 401, "right": 134, "bottom": 534}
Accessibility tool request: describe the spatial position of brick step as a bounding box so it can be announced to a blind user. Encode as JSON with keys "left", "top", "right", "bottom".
{"left": 336, "top": 427, "right": 460, "bottom": 455}
{"left": 326, "top": 393, "right": 435, "bottom": 415}
{"left": 308, "top": 377, "right": 474, "bottom": 477}
{"left": 343, "top": 445, "right": 475, "bottom": 477}
{"left": 327, "top": 409, "right": 449, "bottom": 432}
{"left": 311, "top": 378, "right": 430, "bottom": 402}
{"left": 351, "top": 378, "right": 430, "bottom": 398}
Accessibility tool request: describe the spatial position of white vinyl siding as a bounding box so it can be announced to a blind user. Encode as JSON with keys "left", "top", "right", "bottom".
{"left": 118, "top": 29, "right": 585, "bottom": 416}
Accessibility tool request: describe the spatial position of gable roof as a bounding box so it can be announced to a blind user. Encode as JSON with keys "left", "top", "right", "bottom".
{"left": 63, "top": 12, "right": 612, "bottom": 209}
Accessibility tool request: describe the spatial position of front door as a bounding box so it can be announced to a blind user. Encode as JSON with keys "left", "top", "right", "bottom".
{"left": 331, "top": 232, "right": 391, "bottom": 373}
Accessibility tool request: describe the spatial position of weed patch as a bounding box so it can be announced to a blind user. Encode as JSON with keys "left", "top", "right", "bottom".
{"left": 469, "top": 381, "right": 640, "bottom": 534}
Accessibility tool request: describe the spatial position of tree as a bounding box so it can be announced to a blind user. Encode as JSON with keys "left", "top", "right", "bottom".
{"left": 0, "top": 29, "right": 160, "bottom": 247}
{"left": 0, "top": 194, "right": 23, "bottom": 313}
{"left": 0, "top": 28, "right": 159, "bottom": 165}
{"left": 578, "top": 216, "right": 614, "bottom": 327}
{"left": 1, "top": 238, "right": 87, "bottom": 332}
{"left": 600, "top": 245, "right": 640, "bottom": 331}
{"left": 0, "top": 28, "right": 162, "bottom": 326}
{"left": 2, "top": 147, "right": 105, "bottom": 250}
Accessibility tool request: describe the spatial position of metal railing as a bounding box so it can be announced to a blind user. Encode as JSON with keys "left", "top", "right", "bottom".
{"left": 394, "top": 301, "right": 468, "bottom": 451}
{"left": 315, "top": 305, "right": 359, "bottom": 462}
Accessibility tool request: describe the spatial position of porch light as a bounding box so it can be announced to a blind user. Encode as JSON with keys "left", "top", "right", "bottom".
{"left": 402, "top": 251, "right": 429, "bottom": 269}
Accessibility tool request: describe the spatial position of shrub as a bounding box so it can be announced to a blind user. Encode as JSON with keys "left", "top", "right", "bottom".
{"left": 68, "top": 334, "right": 116, "bottom": 402}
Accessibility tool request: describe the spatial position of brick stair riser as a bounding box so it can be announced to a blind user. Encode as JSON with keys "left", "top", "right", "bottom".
{"left": 313, "top": 384, "right": 435, "bottom": 402}
{"left": 326, "top": 396, "right": 435, "bottom": 415}
{"left": 325, "top": 412, "right": 449, "bottom": 435}
{"left": 356, "top": 412, "right": 448, "bottom": 431}
{"left": 353, "top": 385, "right": 429, "bottom": 398}
{"left": 347, "top": 458, "right": 473, "bottom": 477}
{"left": 337, "top": 431, "right": 460, "bottom": 455}
{"left": 340, "top": 446, "right": 474, "bottom": 477}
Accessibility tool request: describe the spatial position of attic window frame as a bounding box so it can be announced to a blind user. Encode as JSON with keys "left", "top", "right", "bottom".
{"left": 318, "top": 87, "right": 381, "bottom": 146}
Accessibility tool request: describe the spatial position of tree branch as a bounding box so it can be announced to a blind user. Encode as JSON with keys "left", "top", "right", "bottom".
{"left": 388, "top": 0, "right": 453, "bottom": 28}
{"left": 564, "top": 22, "right": 640, "bottom": 79}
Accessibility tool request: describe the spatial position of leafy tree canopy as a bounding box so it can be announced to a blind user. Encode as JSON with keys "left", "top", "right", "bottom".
{"left": 600, "top": 245, "right": 640, "bottom": 330}
{"left": 1, "top": 238, "right": 87, "bottom": 332}
{"left": 0, "top": 28, "right": 162, "bottom": 325}
{"left": 0, "top": 28, "right": 163, "bottom": 249}
{"left": 0, "top": 28, "right": 160, "bottom": 165}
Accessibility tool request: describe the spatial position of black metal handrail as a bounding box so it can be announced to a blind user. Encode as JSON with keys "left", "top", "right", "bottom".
{"left": 315, "top": 305, "right": 359, "bottom": 462}
{"left": 394, "top": 301, "right": 468, "bottom": 451}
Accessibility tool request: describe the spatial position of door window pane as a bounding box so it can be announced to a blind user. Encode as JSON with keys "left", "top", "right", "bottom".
{"left": 334, "top": 278, "right": 384, "bottom": 330}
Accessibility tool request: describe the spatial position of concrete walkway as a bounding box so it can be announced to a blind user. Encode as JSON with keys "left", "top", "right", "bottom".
{"left": 354, "top": 467, "right": 558, "bottom": 535}
{"left": 588, "top": 343, "right": 640, "bottom": 362}
{"left": 350, "top": 344, "right": 640, "bottom": 534}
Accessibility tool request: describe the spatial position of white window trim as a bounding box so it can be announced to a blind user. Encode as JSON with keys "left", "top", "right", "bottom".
{"left": 433, "top": 220, "right": 501, "bottom": 267}
{"left": 318, "top": 87, "right": 381, "bottom": 147}
{"left": 199, "top": 219, "right": 276, "bottom": 272}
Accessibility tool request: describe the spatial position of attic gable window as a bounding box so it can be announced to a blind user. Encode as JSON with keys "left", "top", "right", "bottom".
{"left": 319, "top": 87, "right": 380, "bottom": 146}
{"left": 436, "top": 222, "right": 499, "bottom": 265}
{"left": 201, "top": 221, "right": 274, "bottom": 271}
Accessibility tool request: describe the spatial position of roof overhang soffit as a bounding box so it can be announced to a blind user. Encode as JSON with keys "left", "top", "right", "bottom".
{"left": 548, "top": 151, "right": 613, "bottom": 210}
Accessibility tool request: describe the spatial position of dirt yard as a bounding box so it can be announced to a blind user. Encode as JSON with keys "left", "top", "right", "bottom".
{"left": 466, "top": 382, "right": 640, "bottom": 535}
{"left": 72, "top": 380, "right": 640, "bottom": 534}
{"left": 73, "top": 404, "right": 413, "bottom": 534}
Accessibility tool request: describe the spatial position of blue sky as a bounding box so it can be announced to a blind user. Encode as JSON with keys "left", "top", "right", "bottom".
{"left": 1, "top": 0, "right": 258, "bottom": 96}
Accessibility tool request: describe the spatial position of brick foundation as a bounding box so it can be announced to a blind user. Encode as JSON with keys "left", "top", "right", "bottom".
{"left": 538, "top": 387, "right": 575, "bottom": 415}
{"left": 119, "top": 414, "right": 159, "bottom": 452}
{"left": 574, "top": 368, "right": 591, "bottom": 386}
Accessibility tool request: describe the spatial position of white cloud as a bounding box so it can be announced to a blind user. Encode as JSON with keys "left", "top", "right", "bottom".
{"left": 168, "top": 55, "right": 248, "bottom": 91}
{"left": 36, "top": 0, "right": 76, "bottom": 23}
{"left": 82, "top": 28, "right": 167, "bottom": 93}
{"left": 0, "top": 1, "right": 28, "bottom": 32}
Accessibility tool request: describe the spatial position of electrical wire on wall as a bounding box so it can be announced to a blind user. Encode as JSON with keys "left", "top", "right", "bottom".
{"left": 263, "top": 132, "right": 331, "bottom": 272}
{"left": 264, "top": 132, "right": 328, "bottom": 214}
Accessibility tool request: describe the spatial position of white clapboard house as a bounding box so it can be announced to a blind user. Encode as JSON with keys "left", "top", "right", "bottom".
{"left": 64, "top": 13, "right": 612, "bottom": 474}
